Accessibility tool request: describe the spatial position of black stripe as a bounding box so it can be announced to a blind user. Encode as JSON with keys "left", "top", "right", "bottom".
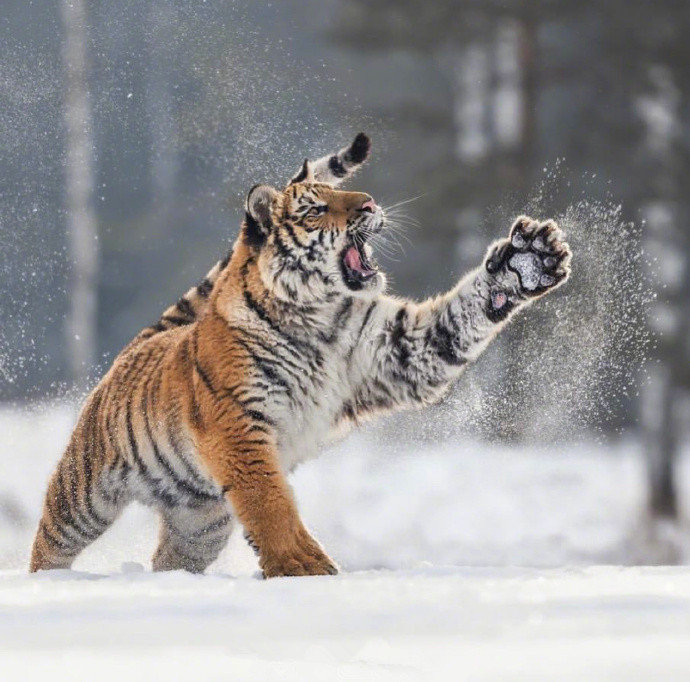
{"left": 391, "top": 307, "right": 411, "bottom": 367}
{"left": 233, "top": 446, "right": 262, "bottom": 456}
{"left": 232, "top": 336, "right": 301, "bottom": 394}
{"left": 63, "top": 424, "right": 102, "bottom": 539}
{"left": 194, "top": 360, "right": 217, "bottom": 395}
{"left": 245, "top": 424, "right": 271, "bottom": 436}
{"left": 354, "top": 393, "right": 395, "bottom": 414}
{"left": 97, "top": 379, "right": 130, "bottom": 508}
{"left": 191, "top": 330, "right": 223, "bottom": 400}
{"left": 320, "top": 298, "right": 354, "bottom": 344}
{"left": 390, "top": 367, "right": 424, "bottom": 404}
{"left": 339, "top": 401, "right": 356, "bottom": 423}
{"left": 346, "top": 301, "right": 377, "bottom": 363}
{"left": 328, "top": 154, "right": 347, "bottom": 178}
{"left": 109, "top": 347, "right": 155, "bottom": 444}
{"left": 196, "top": 277, "right": 213, "bottom": 298}
{"left": 124, "top": 404, "right": 140, "bottom": 464}
{"left": 59, "top": 457, "right": 100, "bottom": 540}
{"left": 248, "top": 354, "right": 291, "bottom": 393}
{"left": 125, "top": 402, "right": 180, "bottom": 507}
{"left": 245, "top": 409, "right": 275, "bottom": 426}
{"left": 238, "top": 395, "right": 265, "bottom": 407}
{"left": 44, "top": 494, "right": 83, "bottom": 546}
{"left": 41, "top": 521, "right": 74, "bottom": 551}
{"left": 359, "top": 301, "right": 377, "bottom": 336}
{"left": 235, "top": 437, "right": 271, "bottom": 447}
{"left": 234, "top": 327, "right": 306, "bottom": 369}
{"left": 220, "top": 247, "right": 234, "bottom": 270}
{"left": 161, "top": 315, "right": 189, "bottom": 326}
{"left": 190, "top": 514, "right": 232, "bottom": 539}
{"left": 165, "top": 416, "right": 221, "bottom": 495}
{"left": 81, "top": 395, "right": 111, "bottom": 529}
{"left": 244, "top": 530, "right": 260, "bottom": 556}
{"left": 194, "top": 333, "right": 283, "bottom": 421}
{"left": 176, "top": 297, "right": 195, "bottom": 318}
{"left": 45, "top": 475, "right": 89, "bottom": 546}
{"left": 238, "top": 262, "right": 324, "bottom": 371}
{"left": 283, "top": 220, "right": 309, "bottom": 249}
{"left": 242, "top": 287, "right": 320, "bottom": 363}
{"left": 428, "top": 318, "right": 468, "bottom": 366}
{"left": 345, "top": 132, "right": 370, "bottom": 164}
{"left": 290, "top": 158, "right": 309, "bottom": 184}
{"left": 235, "top": 387, "right": 265, "bottom": 405}
{"left": 273, "top": 229, "right": 294, "bottom": 260}
{"left": 141, "top": 384, "right": 219, "bottom": 503}
{"left": 283, "top": 280, "right": 298, "bottom": 302}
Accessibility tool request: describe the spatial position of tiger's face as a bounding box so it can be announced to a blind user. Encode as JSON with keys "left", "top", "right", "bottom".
{"left": 246, "top": 181, "right": 387, "bottom": 303}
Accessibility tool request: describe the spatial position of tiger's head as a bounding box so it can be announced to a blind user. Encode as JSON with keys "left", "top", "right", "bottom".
{"left": 241, "top": 133, "right": 387, "bottom": 303}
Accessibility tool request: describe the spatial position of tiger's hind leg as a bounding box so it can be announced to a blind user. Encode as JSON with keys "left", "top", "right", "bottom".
{"left": 29, "top": 446, "right": 129, "bottom": 572}
{"left": 152, "top": 501, "right": 233, "bottom": 573}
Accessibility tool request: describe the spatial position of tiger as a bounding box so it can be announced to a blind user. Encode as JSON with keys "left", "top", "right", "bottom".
{"left": 30, "top": 133, "right": 572, "bottom": 577}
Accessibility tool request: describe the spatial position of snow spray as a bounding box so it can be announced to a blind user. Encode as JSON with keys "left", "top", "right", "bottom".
{"left": 441, "top": 167, "right": 655, "bottom": 442}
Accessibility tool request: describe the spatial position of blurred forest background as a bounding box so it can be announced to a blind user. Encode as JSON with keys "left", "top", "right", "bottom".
{"left": 2, "top": 0, "right": 690, "bottom": 563}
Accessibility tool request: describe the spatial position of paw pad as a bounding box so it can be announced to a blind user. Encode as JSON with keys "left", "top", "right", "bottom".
{"left": 508, "top": 252, "right": 543, "bottom": 291}
{"left": 491, "top": 290, "right": 508, "bottom": 309}
{"left": 487, "top": 215, "right": 572, "bottom": 297}
{"left": 512, "top": 233, "right": 527, "bottom": 249}
{"left": 532, "top": 235, "right": 546, "bottom": 251}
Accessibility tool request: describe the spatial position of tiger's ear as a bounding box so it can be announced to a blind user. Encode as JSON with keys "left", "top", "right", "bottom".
{"left": 288, "top": 158, "right": 315, "bottom": 185}
{"left": 244, "top": 184, "right": 279, "bottom": 248}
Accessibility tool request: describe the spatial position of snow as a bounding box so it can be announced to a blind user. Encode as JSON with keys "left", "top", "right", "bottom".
{"left": 2, "top": 566, "right": 690, "bottom": 680}
{"left": 2, "top": 403, "right": 690, "bottom": 679}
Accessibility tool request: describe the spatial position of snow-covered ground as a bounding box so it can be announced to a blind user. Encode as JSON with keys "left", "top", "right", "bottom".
{"left": 2, "top": 566, "right": 690, "bottom": 680}
{"left": 2, "top": 404, "right": 690, "bottom": 680}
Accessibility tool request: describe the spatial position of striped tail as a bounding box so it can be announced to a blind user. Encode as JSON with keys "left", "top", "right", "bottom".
{"left": 139, "top": 247, "right": 233, "bottom": 340}
{"left": 289, "top": 132, "right": 371, "bottom": 187}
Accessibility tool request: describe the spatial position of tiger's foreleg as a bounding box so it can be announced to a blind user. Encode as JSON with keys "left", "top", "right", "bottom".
{"left": 197, "top": 426, "right": 337, "bottom": 578}
{"left": 357, "top": 216, "right": 572, "bottom": 411}
{"left": 226, "top": 448, "right": 337, "bottom": 578}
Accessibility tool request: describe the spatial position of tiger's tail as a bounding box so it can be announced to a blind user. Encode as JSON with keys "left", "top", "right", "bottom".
{"left": 289, "top": 132, "right": 371, "bottom": 187}
{"left": 138, "top": 247, "right": 233, "bottom": 340}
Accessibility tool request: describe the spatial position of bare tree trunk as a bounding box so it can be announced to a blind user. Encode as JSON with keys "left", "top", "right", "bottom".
{"left": 638, "top": 65, "right": 682, "bottom": 520}
{"left": 146, "top": 2, "right": 178, "bottom": 234}
{"left": 61, "top": 0, "right": 98, "bottom": 392}
{"left": 642, "top": 364, "right": 679, "bottom": 517}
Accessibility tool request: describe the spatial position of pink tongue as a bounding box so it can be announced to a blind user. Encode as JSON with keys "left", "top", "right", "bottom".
{"left": 344, "top": 245, "right": 363, "bottom": 272}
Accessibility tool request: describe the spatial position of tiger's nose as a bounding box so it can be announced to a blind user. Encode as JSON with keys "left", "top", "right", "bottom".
{"left": 360, "top": 198, "right": 377, "bottom": 213}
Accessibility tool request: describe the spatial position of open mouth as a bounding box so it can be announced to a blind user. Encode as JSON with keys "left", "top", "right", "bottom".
{"left": 340, "top": 236, "right": 378, "bottom": 290}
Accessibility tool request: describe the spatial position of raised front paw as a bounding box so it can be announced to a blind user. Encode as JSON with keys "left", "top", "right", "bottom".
{"left": 486, "top": 215, "right": 571, "bottom": 297}
{"left": 260, "top": 530, "right": 339, "bottom": 578}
